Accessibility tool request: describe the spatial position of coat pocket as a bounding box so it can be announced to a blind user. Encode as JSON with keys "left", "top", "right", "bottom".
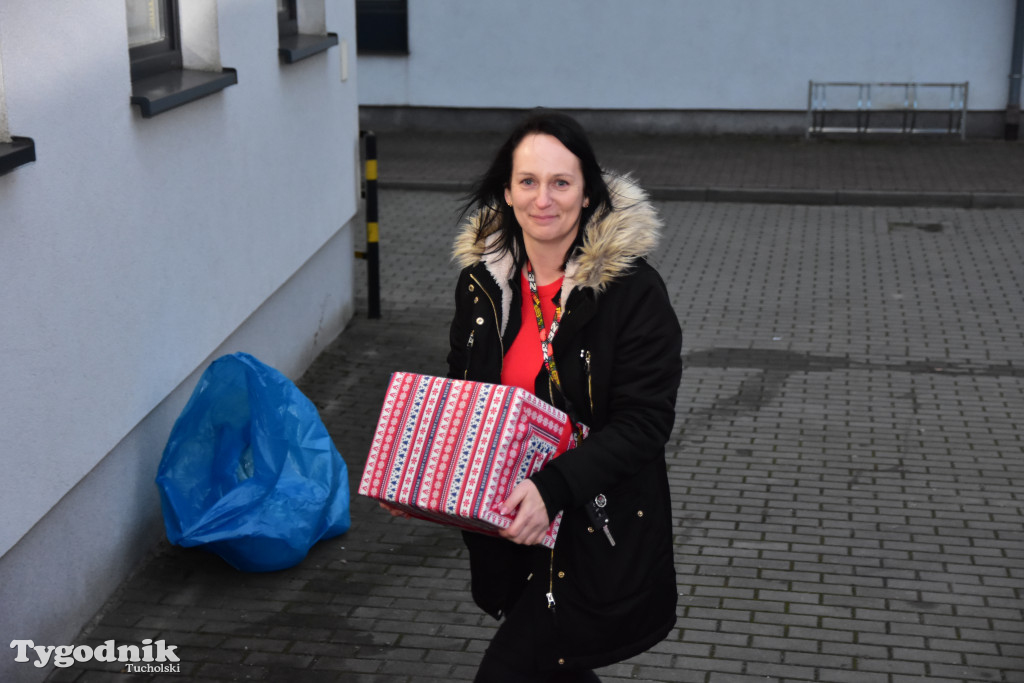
{"left": 559, "top": 486, "right": 672, "bottom": 606}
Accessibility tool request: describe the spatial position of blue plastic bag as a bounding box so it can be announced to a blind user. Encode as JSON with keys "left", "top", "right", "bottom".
{"left": 156, "top": 352, "right": 350, "bottom": 572}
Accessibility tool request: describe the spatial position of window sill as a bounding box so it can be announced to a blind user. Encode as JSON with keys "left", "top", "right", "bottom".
{"left": 131, "top": 68, "right": 238, "bottom": 118}
{"left": 357, "top": 49, "right": 410, "bottom": 56}
{"left": 279, "top": 32, "right": 339, "bottom": 64}
{"left": 0, "top": 137, "right": 36, "bottom": 176}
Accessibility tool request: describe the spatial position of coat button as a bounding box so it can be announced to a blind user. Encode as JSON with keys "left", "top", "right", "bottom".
{"left": 475, "top": 317, "right": 484, "bottom": 325}
{"left": 637, "top": 510, "right": 644, "bottom": 518}
{"left": 587, "top": 526, "right": 594, "bottom": 533}
{"left": 468, "top": 284, "right": 475, "bottom": 292}
{"left": 474, "top": 296, "right": 479, "bottom": 304}
{"left": 558, "top": 658, "right": 565, "bottom": 666}
{"left": 557, "top": 571, "right": 565, "bottom": 579}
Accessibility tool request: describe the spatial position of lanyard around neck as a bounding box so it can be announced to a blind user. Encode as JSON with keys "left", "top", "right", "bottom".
{"left": 526, "top": 262, "right": 585, "bottom": 444}
{"left": 525, "top": 261, "right": 563, "bottom": 391}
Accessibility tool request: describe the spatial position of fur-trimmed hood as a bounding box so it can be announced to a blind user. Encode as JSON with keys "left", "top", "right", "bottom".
{"left": 452, "top": 173, "right": 662, "bottom": 308}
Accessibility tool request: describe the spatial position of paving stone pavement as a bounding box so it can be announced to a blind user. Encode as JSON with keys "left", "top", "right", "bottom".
{"left": 45, "top": 134, "right": 1024, "bottom": 683}
{"left": 374, "top": 132, "right": 1024, "bottom": 207}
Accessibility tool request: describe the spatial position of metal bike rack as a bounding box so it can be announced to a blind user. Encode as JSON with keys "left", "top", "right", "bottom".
{"left": 807, "top": 81, "right": 968, "bottom": 140}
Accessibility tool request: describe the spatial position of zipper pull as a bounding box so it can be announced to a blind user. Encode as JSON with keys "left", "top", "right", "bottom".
{"left": 581, "top": 349, "right": 594, "bottom": 416}
{"left": 546, "top": 550, "right": 557, "bottom": 611}
{"left": 463, "top": 330, "right": 475, "bottom": 379}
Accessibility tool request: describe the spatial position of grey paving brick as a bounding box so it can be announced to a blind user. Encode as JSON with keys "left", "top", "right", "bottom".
{"left": 46, "top": 136, "right": 1024, "bottom": 683}
{"left": 378, "top": 659, "right": 453, "bottom": 677}
{"left": 309, "top": 656, "right": 382, "bottom": 674}
{"left": 679, "top": 629, "right": 747, "bottom": 649}
{"left": 633, "top": 666, "right": 709, "bottom": 683}
{"left": 707, "top": 674, "right": 778, "bottom": 683}
{"left": 819, "top": 616, "right": 889, "bottom": 633}
{"left": 858, "top": 657, "right": 928, "bottom": 676}
{"left": 679, "top": 656, "right": 745, "bottom": 675}
{"left": 711, "top": 644, "right": 781, "bottom": 663}
{"left": 818, "top": 669, "right": 889, "bottom": 683}
{"left": 195, "top": 661, "right": 270, "bottom": 680}
{"left": 746, "top": 661, "right": 820, "bottom": 679}
{"left": 892, "top": 646, "right": 966, "bottom": 665}
{"left": 962, "top": 653, "right": 1024, "bottom": 670}
{"left": 242, "top": 650, "right": 315, "bottom": 668}
{"left": 929, "top": 663, "right": 1013, "bottom": 681}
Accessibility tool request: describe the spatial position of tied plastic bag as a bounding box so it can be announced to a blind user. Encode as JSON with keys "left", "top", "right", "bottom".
{"left": 156, "top": 352, "right": 350, "bottom": 572}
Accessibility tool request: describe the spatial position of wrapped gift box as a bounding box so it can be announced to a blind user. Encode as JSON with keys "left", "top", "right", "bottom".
{"left": 359, "top": 372, "right": 580, "bottom": 548}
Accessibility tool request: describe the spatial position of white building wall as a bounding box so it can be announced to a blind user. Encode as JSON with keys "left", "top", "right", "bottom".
{"left": 0, "top": 1, "right": 359, "bottom": 677}
{"left": 0, "top": 53, "right": 9, "bottom": 142}
{"left": 358, "top": 0, "right": 1015, "bottom": 114}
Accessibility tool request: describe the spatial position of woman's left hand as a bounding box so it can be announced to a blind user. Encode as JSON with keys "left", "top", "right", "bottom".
{"left": 499, "top": 480, "right": 550, "bottom": 545}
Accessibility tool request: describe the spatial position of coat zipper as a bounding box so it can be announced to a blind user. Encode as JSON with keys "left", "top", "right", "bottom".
{"left": 468, "top": 268, "right": 565, "bottom": 614}
{"left": 469, "top": 272, "right": 504, "bottom": 372}
{"left": 462, "top": 330, "right": 475, "bottom": 379}
{"left": 581, "top": 349, "right": 594, "bottom": 417}
{"left": 546, "top": 549, "right": 557, "bottom": 613}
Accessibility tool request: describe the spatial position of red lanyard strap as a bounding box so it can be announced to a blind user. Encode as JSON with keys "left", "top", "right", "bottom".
{"left": 526, "top": 263, "right": 587, "bottom": 449}
{"left": 525, "top": 262, "right": 564, "bottom": 391}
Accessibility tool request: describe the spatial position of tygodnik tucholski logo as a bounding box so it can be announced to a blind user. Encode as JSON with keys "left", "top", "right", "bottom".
{"left": 10, "top": 639, "right": 181, "bottom": 673}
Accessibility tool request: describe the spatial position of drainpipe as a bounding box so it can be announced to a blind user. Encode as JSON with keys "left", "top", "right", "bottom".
{"left": 1007, "top": 0, "right": 1024, "bottom": 140}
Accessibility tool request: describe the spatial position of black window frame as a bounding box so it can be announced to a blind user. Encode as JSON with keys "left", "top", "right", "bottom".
{"left": 0, "top": 137, "right": 36, "bottom": 177}
{"left": 0, "top": 45, "right": 35, "bottom": 175}
{"left": 278, "top": 0, "right": 299, "bottom": 37}
{"left": 278, "top": 0, "right": 339, "bottom": 64}
{"left": 128, "top": 0, "right": 183, "bottom": 81}
{"left": 356, "top": 0, "right": 409, "bottom": 55}
{"left": 126, "top": 0, "right": 237, "bottom": 118}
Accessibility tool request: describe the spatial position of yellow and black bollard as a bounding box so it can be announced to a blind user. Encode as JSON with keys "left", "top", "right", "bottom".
{"left": 361, "top": 131, "right": 381, "bottom": 319}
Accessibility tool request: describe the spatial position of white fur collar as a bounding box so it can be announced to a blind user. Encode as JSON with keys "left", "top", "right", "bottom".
{"left": 452, "top": 173, "right": 662, "bottom": 333}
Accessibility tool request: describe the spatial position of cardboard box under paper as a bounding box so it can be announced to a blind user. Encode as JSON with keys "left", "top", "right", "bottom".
{"left": 358, "top": 372, "right": 576, "bottom": 548}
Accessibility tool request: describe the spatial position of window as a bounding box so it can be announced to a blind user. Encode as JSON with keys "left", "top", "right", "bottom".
{"left": 126, "top": 0, "right": 180, "bottom": 80}
{"left": 125, "top": 0, "right": 237, "bottom": 118}
{"left": 0, "top": 136, "right": 34, "bottom": 176}
{"left": 278, "top": 0, "right": 339, "bottom": 64}
{"left": 356, "top": 0, "right": 408, "bottom": 54}
{"left": 0, "top": 48, "right": 35, "bottom": 176}
{"left": 278, "top": 0, "right": 299, "bottom": 37}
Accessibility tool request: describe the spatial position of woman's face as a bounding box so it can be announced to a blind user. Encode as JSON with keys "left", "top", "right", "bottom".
{"left": 504, "top": 133, "right": 588, "bottom": 258}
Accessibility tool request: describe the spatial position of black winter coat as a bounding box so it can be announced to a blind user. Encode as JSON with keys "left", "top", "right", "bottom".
{"left": 447, "top": 174, "right": 683, "bottom": 671}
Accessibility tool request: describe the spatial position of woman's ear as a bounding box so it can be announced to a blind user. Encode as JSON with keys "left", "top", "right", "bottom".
{"left": 504, "top": 187, "right": 512, "bottom": 206}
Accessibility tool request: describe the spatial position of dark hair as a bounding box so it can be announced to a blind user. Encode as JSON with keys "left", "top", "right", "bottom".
{"left": 461, "top": 109, "right": 611, "bottom": 272}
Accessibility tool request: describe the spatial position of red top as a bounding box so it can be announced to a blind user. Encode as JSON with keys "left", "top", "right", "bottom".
{"left": 501, "top": 272, "right": 563, "bottom": 393}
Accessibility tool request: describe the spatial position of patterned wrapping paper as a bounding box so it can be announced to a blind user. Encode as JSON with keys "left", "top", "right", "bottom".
{"left": 359, "top": 372, "right": 581, "bottom": 548}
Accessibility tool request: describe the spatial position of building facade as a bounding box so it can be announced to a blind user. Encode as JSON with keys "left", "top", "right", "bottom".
{"left": 0, "top": 2, "right": 359, "bottom": 681}
{"left": 357, "top": 0, "right": 1021, "bottom": 137}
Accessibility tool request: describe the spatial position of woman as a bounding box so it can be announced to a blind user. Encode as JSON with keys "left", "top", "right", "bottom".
{"left": 448, "top": 110, "right": 683, "bottom": 682}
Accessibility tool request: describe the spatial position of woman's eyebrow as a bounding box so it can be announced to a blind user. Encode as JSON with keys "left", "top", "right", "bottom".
{"left": 513, "top": 170, "right": 576, "bottom": 178}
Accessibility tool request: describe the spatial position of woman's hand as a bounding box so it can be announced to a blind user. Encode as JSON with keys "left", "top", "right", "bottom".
{"left": 379, "top": 502, "right": 411, "bottom": 518}
{"left": 499, "top": 480, "right": 550, "bottom": 545}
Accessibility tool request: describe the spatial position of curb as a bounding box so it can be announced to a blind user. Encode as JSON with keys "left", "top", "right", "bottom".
{"left": 379, "top": 179, "right": 1024, "bottom": 209}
